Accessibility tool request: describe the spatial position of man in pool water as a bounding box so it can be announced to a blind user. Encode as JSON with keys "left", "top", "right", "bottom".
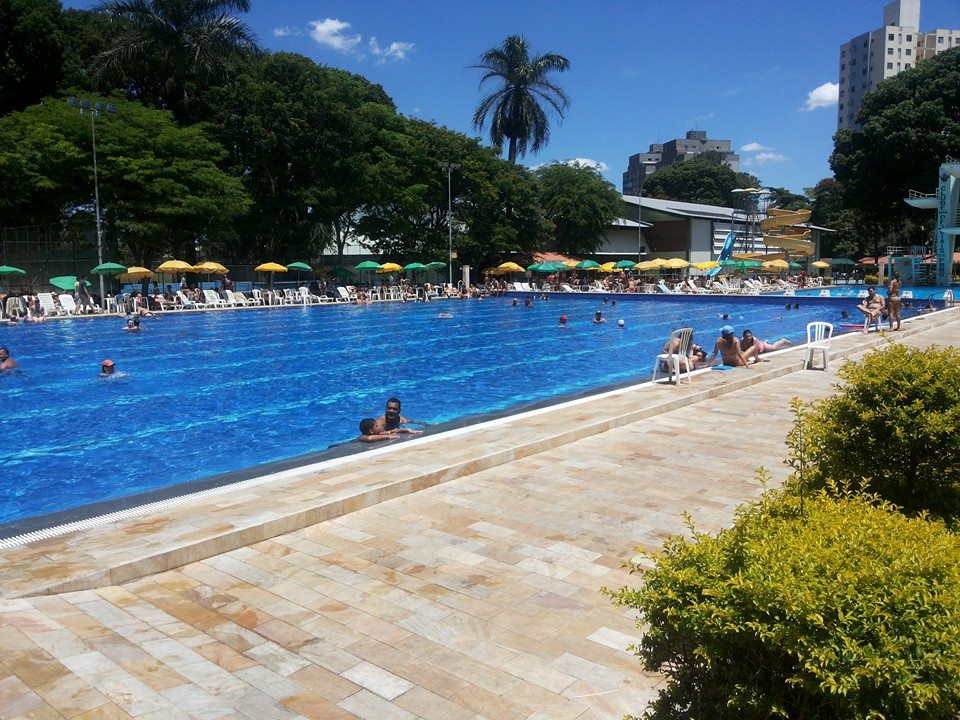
{"left": 0, "top": 346, "right": 17, "bottom": 371}
{"left": 100, "top": 359, "right": 115, "bottom": 377}
{"left": 372, "top": 397, "right": 424, "bottom": 436}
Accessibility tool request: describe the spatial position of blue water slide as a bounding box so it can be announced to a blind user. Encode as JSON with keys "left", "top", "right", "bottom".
{"left": 707, "top": 231, "right": 737, "bottom": 277}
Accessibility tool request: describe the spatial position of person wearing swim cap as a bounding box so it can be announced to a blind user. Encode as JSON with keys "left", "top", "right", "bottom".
{"left": 559, "top": 314, "right": 568, "bottom": 326}
{"left": 592, "top": 309, "right": 606, "bottom": 324}
{"left": 100, "top": 359, "right": 115, "bottom": 377}
{"left": 706, "top": 325, "right": 756, "bottom": 368}
{"left": 616, "top": 319, "right": 625, "bottom": 328}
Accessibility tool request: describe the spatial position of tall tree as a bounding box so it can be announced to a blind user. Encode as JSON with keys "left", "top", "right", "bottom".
{"left": 643, "top": 155, "right": 743, "bottom": 207}
{"left": 0, "top": 0, "right": 65, "bottom": 114}
{"left": 535, "top": 162, "right": 622, "bottom": 256}
{"left": 471, "top": 34, "right": 570, "bottom": 163}
{"left": 93, "top": 0, "right": 259, "bottom": 120}
{"left": 830, "top": 47, "right": 960, "bottom": 236}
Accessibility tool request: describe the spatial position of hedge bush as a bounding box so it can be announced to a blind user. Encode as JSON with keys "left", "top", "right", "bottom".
{"left": 788, "top": 343, "right": 960, "bottom": 520}
{"left": 607, "top": 490, "right": 960, "bottom": 720}
{"left": 864, "top": 273, "right": 880, "bottom": 285}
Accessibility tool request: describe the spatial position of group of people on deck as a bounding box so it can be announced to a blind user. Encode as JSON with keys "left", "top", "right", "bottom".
{"left": 661, "top": 325, "right": 792, "bottom": 374}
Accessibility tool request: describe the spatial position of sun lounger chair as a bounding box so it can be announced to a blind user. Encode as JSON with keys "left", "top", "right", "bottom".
{"left": 236, "top": 292, "right": 259, "bottom": 306}
{"left": 805, "top": 322, "right": 833, "bottom": 370}
{"left": 335, "top": 286, "right": 352, "bottom": 302}
{"left": 296, "top": 287, "right": 320, "bottom": 305}
{"left": 57, "top": 294, "right": 78, "bottom": 315}
{"left": 37, "top": 292, "right": 63, "bottom": 316}
{"left": 656, "top": 283, "right": 674, "bottom": 294}
{"left": 685, "top": 279, "right": 710, "bottom": 294}
{"left": 202, "top": 289, "right": 228, "bottom": 308}
{"left": 225, "top": 290, "right": 248, "bottom": 306}
{"left": 652, "top": 328, "right": 694, "bottom": 385}
{"left": 176, "top": 291, "right": 204, "bottom": 309}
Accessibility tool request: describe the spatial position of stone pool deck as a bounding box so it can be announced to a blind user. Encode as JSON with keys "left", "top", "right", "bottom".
{"left": 1, "top": 308, "right": 958, "bottom": 720}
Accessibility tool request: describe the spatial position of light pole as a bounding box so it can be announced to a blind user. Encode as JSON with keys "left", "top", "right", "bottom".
{"left": 439, "top": 161, "right": 460, "bottom": 287}
{"left": 68, "top": 97, "right": 116, "bottom": 306}
{"left": 636, "top": 161, "right": 657, "bottom": 263}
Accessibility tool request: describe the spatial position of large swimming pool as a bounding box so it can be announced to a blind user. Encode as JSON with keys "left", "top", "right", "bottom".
{"left": 0, "top": 293, "right": 920, "bottom": 527}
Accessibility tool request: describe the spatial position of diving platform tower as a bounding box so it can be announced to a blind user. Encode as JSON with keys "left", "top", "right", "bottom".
{"left": 905, "top": 157, "right": 960, "bottom": 287}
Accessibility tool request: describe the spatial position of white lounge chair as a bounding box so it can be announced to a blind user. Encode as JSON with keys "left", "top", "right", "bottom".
{"left": 235, "top": 291, "right": 259, "bottom": 306}
{"left": 805, "top": 322, "right": 833, "bottom": 370}
{"left": 335, "top": 286, "right": 352, "bottom": 302}
{"left": 685, "top": 279, "right": 710, "bottom": 294}
{"left": 656, "top": 283, "right": 674, "bottom": 294}
{"left": 225, "top": 290, "right": 247, "bottom": 306}
{"left": 37, "top": 292, "right": 62, "bottom": 316}
{"left": 57, "top": 294, "right": 78, "bottom": 315}
{"left": 203, "top": 289, "right": 227, "bottom": 308}
{"left": 249, "top": 289, "right": 266, "bottom": 305}
{"left": 296, "top": 287, "right": 320, "bottom": 305}
{"left": 560, "top": 283, "right": 576, "bottom": 292}
{"left": 652, "top": 328, "right": 694, "bottom": 385}
{"left": 176, "top": 291, "right": 205, "bottom": 309}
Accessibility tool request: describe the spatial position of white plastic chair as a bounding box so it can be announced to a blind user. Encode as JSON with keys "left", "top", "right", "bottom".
{"left": 805, "top": 322, "right": 833, "bottom": 370}
{"left": 37, "top": 293, "right": 62, "bottom": 316}
{"left": 249, "top": 289, "right": 266, "bottom": 305}
{"left": 652, "top": 328, "right": 694, "bottom": 384}
{"left": 656, "top": 283, "right": 675, "bottom": 294}
{"left": 57, "top": 294, "right": 78, "bottom": 315}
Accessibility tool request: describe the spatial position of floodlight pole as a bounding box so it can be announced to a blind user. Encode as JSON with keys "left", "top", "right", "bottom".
{"left": 440, "top": 162, "right": 460, "bottom": 287}
{"left": 637, "top": 161, "right": 656, "bottom": 263}
{"left": 69, "top": 97, "right": 116, "bottom": 306}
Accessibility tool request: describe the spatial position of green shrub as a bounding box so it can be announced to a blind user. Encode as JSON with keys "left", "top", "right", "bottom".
{"left": 864, "top": 273, "right": 880, "bottom": 285}
{"left": 606, "top": 489, "right": 960, "bottom": 720}
{"left": 788, "top": 343, "right": 960, "bottom": 520}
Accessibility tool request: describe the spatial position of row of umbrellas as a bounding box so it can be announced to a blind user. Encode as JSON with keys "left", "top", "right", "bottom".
{"left": 356, "top": 261, "right": 447, "bottom": 273}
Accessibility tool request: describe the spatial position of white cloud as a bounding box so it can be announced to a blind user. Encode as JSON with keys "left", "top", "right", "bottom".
{"left": 565, "top": 158, "right": 609, "bottom": 172}
{"left": 273, "top": 26, "right": 302, "bottom": 37}
{"left": 803, "top": 82, "right": 839, "bottom": 111}
{"left": 739, "top": 142, "right": 771, "bottom": 153}
{"left": 369, "top": 37, "right": 415, "bottom": 63}
{"left": 754, "top": 152, "right": 787, "bottom": 164}
{"left": 308, "top": 18, "right": 362, "bottom": 53}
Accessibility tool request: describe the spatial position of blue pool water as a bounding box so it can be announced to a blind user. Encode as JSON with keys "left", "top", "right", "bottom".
{"left": 787, "top": 285, "right": 954, "bottom": 300}
{"left": 0, "top": 294, "right": 922, "bottom": 526}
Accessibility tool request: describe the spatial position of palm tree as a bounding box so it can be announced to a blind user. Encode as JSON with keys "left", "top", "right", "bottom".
{"left": 94, "top": 0, "right": 258, "bottom": 118}
{"left": 471, "top": 35, "right": 570, "bottom": 164}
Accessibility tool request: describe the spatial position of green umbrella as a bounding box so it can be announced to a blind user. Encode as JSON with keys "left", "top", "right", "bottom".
{"left": 527, "top": 262, "right": 545, "bottom": 272}
{"left": 49, "top": 275, "right": 90, "bottom": 291}
{"left": 425, "top": 261, "right": 446, "bottom": 270}
{"left": 90, "top": 262, "right": 127, "bottom": 275}
{"left": 0, "top": 265, "right": 26, "bottom": 277}
{"left": 718, "top": 258, "right": 739, "bottom": 267}
{"left": 827, "top": 258, "right": 856, "bottom": 266}
{"left": 355, "top": 260, "right": 381, "bottom": 270}
{"left": 541, "top": 262, "right": 567, "bottom": 272}
{"left": 575, "top": 259, "right": 601, "bottom": 270}
{"left": 614, "top": 259, "right": 638, "bottom": 269}
{"left": 403, "top": 262, "right": 427, "bottom": 271}
{"left": 329, "top": 267, "right": 355, "bottom": 278}
{"left": 286, "top": 262, "right": 312, "bottom": 272}
{"left": 734, "top": 260, "right": 762, "bottom": 270}
{"left": 788, "top": 261, "right": 804, "bottom": 270}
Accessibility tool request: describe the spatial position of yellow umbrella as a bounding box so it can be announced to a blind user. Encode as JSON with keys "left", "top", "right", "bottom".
{"left": 635, "top": 260, "right": 662, "bottom": 272}
{"left": 599, "top": 261, "right": 617, "bottom": 272}
{"left": 255, "top": 262, "right": 288, "bottom": 273}
{"left": 497, "top": 261, "right": 525, "bottom": 273}
{"left": 378, "top": 262, "right": 403, "bottom": 273}
{"left": 762, "top": 259, "right": 790, "bottom": 270}
{"left": 194, "top": 261, "right": 228, "bottom": 274}
{"left": 156, "top": 259, "right": 194, "bottom": 273}
{"left": 663, "top": 258, "right": 690, "bottom": 270}
{"left": 563, "top": 260, "right": 579, "bottom": 268}
{"left": 693, "top": 260, "right": 720, "bottom": 271}
{"left": 812, "top": 260, "right": 830, "bottom": 269}
{"left": 119, "top": 266, "right": 153, "bottom": 280}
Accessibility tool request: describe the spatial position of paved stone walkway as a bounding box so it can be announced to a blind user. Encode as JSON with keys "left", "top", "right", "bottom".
{"left": 1, "top": 310, "right": 958, "bottom": 719}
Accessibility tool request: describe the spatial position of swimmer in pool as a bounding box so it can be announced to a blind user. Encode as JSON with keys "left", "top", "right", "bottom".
{"left": 559, "top": 314, "right": 568, "bottom": 327}
{"left": 125, "top": 316, "right": 141, "bottom": 332}
{"left": 100, "top": 359, "right": 115, "bottom": 377}
{"left": 592, "top": 309, "right": 606, "bottom": 324}
{"left": 0, "top": 346, "right": 18, "bottom": 371}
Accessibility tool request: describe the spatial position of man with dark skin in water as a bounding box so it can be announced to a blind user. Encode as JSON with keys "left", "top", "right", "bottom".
{"left": 372, "top": 397, "right": 423, "bottom": 436}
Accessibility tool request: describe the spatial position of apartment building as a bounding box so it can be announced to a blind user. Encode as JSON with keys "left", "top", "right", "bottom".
{"left": 622, "top": 130, "right": 739, "bottom": 195}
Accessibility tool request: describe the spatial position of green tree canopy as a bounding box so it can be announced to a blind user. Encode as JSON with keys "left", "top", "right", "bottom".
{"left": 93, "top": 0, "right": 259, "bottom": 120}
{"left": 0, "top": 96, "right": 249, "bottom": 263}
{"left": 534, "top": 162, "right": 621, "bottom": 256}
{"left": 471, "top": 34, "right": 570, "bottom": 163}
{"left": 0, "top": 0, "right": 65, "bottom": 114}
{"left": 642, "top": 155, "right": 741, "bottom": 207}
{"left": 830, "top": 47, "right": 960, "bottom": 234}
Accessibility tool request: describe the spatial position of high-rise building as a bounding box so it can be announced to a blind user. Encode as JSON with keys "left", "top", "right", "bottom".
{"left": 838, "top": 0, "right": 959, "bottom": 130}
{"left": 622, "top": 130, "right": 739, "bottom": 195}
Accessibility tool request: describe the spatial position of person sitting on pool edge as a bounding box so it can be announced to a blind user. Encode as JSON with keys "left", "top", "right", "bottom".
{"left": 857, "top": 286, "right": 886, "bottom": 332}
{"left": 740, "top": 329, "right": 792, "bottom": 359}
{"left": 706, "top": 325, "right": 757, "bottom": 368}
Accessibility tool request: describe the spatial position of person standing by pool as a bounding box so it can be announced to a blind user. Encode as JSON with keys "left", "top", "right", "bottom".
{"left": 0, "top": 347, "right": 17, "bottom": 371}
{"left": 857, "top": 286, "right": 885, "bottom": 332}
{"left": 887, "top": 272, "right": 902, "bottom": 331}
{"left": 75, "top": 274, "right": 95, "bottom": 314}
{"left": 706, "top": 325, "right": 756, "bottom": 368}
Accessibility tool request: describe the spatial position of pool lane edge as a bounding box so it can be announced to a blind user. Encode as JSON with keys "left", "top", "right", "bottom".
{"left": 2, "top": 309, "right": 957, "bottom": 599}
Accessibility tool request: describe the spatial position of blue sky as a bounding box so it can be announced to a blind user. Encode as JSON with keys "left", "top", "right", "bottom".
{"left": 66, "top": 0, "right": 958, "bottom": 194}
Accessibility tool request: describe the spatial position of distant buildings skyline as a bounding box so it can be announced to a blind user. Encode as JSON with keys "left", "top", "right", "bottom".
{"left": 838, "top": 0, "right": 959, "bottom": 130}
{"left": 621, "top": 130, "right": 740, "bottom": 195}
